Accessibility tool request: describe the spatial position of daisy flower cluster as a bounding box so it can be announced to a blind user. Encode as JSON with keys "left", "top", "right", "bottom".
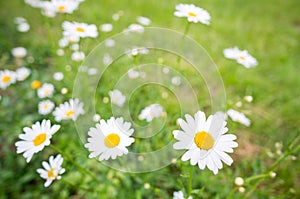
{"left": 0, "top": 67, "right": 31, "bottom": 89}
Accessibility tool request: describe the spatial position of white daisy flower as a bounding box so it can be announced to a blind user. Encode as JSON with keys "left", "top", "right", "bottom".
{"left": 53, "top": 72, "right": 64, "bottom": 81}
{"left": 105, "top": 39, "right": 115, "bottom": 47}
{"left": 109, "top": 89, "right": 126, "bottom": 107}
{"left": 59, "top": 35, "right": 80, "bottom": 48}
{"left": 62, "top": 21, "right": 98, "bottom": 39}
{"left": 127, "top": 68, "right": 140, "bottom": 79}
{"left": 174, "top": 4, "right": 211, "bottom": 25}
{"left": 173, "top": 190, "right": 192, "bottom": 199}
{"left": 37, "top": 154, "right": 65, "bottom": 187}
{"left": 139, "top": 104, "right": 163, "bottom": 122}
{"left": 52, "top": 98, "right": 85, "bottom": 121}
{"left": 171, "top": 76, "right": 181, "bottom": 86}
{"left": 37, "top": 83, "right": 55, "bottom": 98}
{"left": 17, "top": 22, "right": 30, "bottom": 32}
{"left": 38, "top": 100, "right": 55, "bottom": 115}
{"left": 173, "top": 111, "right": 238, "bottom": 174}
{"left": 223, "top": 47, "right": 258, "bottom": 68}
{"left": 85, "top": 117, "right": 135, "bottom": 160}
{"left": 50, "top": 0, "right": 79, "bottom": 14}
{"left": 100, "top": 23, "right": 113, "bottom": 32}
{"left": 227, "top": 109, "right": 251, "bottom": 127}
{"left": 15, "top": 120, "right": 60, "bottom": 162}
{"left": 0, "top": 70, "right": 17, "bottom": 89}
{"left": 137, "top": 16, "right": 151, "bottom": 26}
{"left": 11, "top": 47, "right": 27, "bottom": 58}
{"left": 71, "top": 51, "right": 85, "bottom": 62}
{"left": 56, "top": 49, "right": 65, "bottom": 56}
{"left": 16, "top": 67, "right": 31, "bottom": 81}
{"left": 126, "top": 24, "right": 144, "bottom": 33}
{"left": 14, "top": 17, "right": 27, "bottom": 24}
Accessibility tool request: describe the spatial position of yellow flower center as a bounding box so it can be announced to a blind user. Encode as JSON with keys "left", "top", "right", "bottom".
{"left": 43, "top": 103, "right": 49, "bottom": 109}
{"left": 2, "top": 75, "right": 11, "bottom": 83}
{"left": 104, "top": 133, "right": 120, "bottom": 148}
{"left": 238, "top": 56, "right": 246, "bottom": 61}
{"left": 44, "top": 89, "right": 50, "bottom": 96}
{"left": 76, "top": 27, "right": 85, "bottom": 32}
{"left": 188, "top": 12, "right": 197, "bottom": 17}
{"left": 194, "top": 131, "right": 214, "bottom": 150}
{"left": 57, "top": 5, "right": 65, "bottom": 12}
{"left": 31, "top": 80, "right": 42, "bottom": 89}
{"left": 47, "top": 168, "right": 57, "bottom": 178}
{"left": 66, "top": 110, "right": 75, "bottom": 118}
{"left": 33, "top": 133, "right": 46, "bottom": 146}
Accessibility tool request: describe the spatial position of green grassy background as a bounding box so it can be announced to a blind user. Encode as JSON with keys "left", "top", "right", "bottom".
{"left": 0, "top": 0, "right": 299, "bottom": 198}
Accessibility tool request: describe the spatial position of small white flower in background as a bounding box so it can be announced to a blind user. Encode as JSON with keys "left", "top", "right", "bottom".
{"left": 24, "top": 0, "right": 44, "bottom": 8}
{"left": 0, "top": 70, "right": 17, "bottom": 89}
{"left": 139, "top": 104, "right": 163, "bottom": 122}
{"left": 174, "top": 4, "right": 211, "bottom": 25}
{"left": 100, "top": 23, "right": 113, "bottom": 32}
{"left": 234, "top": 177, "right": 244, "bottom": 186}
{"left": 71, "top": 51, "right": 85, "bottom": 62}
{"left": 137, "top": 16, "right": 151, "bottom": 26}
{"left": 163, "top": 67, "right": 170, "bottom": 74}
{"left": 173, "top": 190, "right": 193, "bottom": 199}
{"left": 59, "top": 35, "right": 80, "bottom": 48}
{"left": 40, "top": 2, "right": 57, "bottom": 17}
{"left": 50, "top": 0, "right": 79, "bottom": 14}
{"left": 56, "top": 49, "right": 65, "bottom": 56}
{"left": 269, "top": 171, "right": 276, "bottom": 178}
{"left": 70, "top": 43, "right": 79, "bottom": 51}
{"left": 15, "top": 119, "right": 60, "bottom": 162}
{"left": 127, "top": 47, "right": 149, "bottom": 57}
{"left": 53, "top": 71, "right": 64, "bottom": 80}
{"left": 11, "top": 47, "right": 27, "bottom": 58}
{"left": 53, "top": 98, "right": 85, "bottom": 121}
{"left": 16, "top": 67, "right": 31, "bottom": 81}
{"left": 37, "top": 154, "right": 65, "bottom": 187}
{"left": 38, "top": 100, "right": 55, "bottom": 115}
{"left": 173, "top": 111, "right": 238, "bottom": 174}
{"left": 87, "top": 68, "right": 98, "bottom": 75}
{"left": 103, "top": 53, "right": 113, "bottom": 65}
{"left": 127, "top": 68, "right": 140, "bottom": 79}
{"left": 85, "top": 117, "right": 135, "bottom": 160}
{"left": 62, "top": 21, "right": 98, "bottom": 39}
{"left": 109, "top": 89, "right": 126, "bottom": 107}
{"left": 238, "top": 187, "right": 246, "bottom": 193}
{"left": 244, "top": 95, "right": 253, "bottom": 103}
{"left": 14, "top": 17, "right": 30, "bottom": 32}
{"left": 126, "top": 24, "right": 144, "bottom": 33}
{"left": 227, "top": 109, "right": 251, "bottom": 127}
{"left": 105, "top": 39, "right": 115, "bottom": 47}
{"left": 171, "top": 76, "right": 181, "bottom": 86}
{"left": 223, "top": 47, "right": 258, "bottom": 68}
{"left": 93, "top": 114, "right": 101, "bottom": 122}
{"left": 37, "top": 83, "right": 55, "bottom": 98}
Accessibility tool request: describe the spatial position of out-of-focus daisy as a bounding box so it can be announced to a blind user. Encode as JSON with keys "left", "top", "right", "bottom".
{"left": 38, "top": 100, "right": 55, "bottom": 115}
{"left": 137, "top": 16, "right": 151, "bottom": 26}
{"left": 50, "top": 0, "right": 79, "bottom": 14}
{"left": 24, "top": 0, "right": 44, "bottom": 8}
{"left": 0, "top": 70, "right": 17, "bottom": 89}
{"left": 223, "top": 47, "right": 258, "bottom": 68}
{"left": 11, "top": 47, "right": 27, "bottom": 58}
{"left": 173, "top": 111, "right": 238, "bottom": 174}
{"left": 171, "top": 76, "right": 181, "bottom": 86}
{"left": 227, "top": 109, "right": 251, "bottom": 127}
{"left": 37, "top": 83, "right": 54, "bottom": 98}
{"left": 37, "top": 154, "right": 65, "bottom": 187}
{"left": 105, "top": 38, "right": 115, "bottom": 47}
{"left": 103, "top": 53, "right": 113, "bottom": 65}
{"left": 31, "top": 80, "right": 42, "bottom": 89}
{"left": 53, "top": 98, "right": 85, "bottom": 121}
{"left": 71, "top": 51, "right": 85, "bottom": 62}
{"left": 93, "top": 114, "right": 101, "bottom": 122}
{"left": 16, "top": 67, "right": 31, "bottom": 81}
{"left": 70, "top": 43, "right": 79, "bottom": 51}
{"left": 14, "top": 17, "right": 30, "bottom": 32}
{"left": 85, "top": 117, "right": 135, "bottom": 160}
{"left": 127, "top": 68, "right": 140, "bottom": 79}
{"left": 59, "top": 35, "right": 80, "bottom": 47}
{"left": 109, "top": 89, "right": 126, "bottom": 107}
{"left": 126, "top": 24, "right": 144, "bottom": 33}
{"left": 53, "top": 72, "right": 64, "bottom": 81}
{"left": 62, "top": 21, "right": 98, "bottom": 39}
{"left": 56, "top": 49, "right": 65, "bottom": 56}
{"left": 127, "top": 47, "right": 149, "bottom": 57}
{"left": 173, "top": 190, "right": 192, "bottom": 199}
{"left": 100, "top": 23, "right": 113, "bottom": 32}
{"left": 174, "top": 4, "right": 211, "bottom": 25}
{"left": 244, "top": 95, "right": 253, "bottom": 103}
{"left": 15, "top": 119, "right": 60, "bottom": 162}
{"left": 139, "top": 104, "right": 163, "bottom": 122}
{"left": 87, "top": 68, "right": 98, "bottom": 75}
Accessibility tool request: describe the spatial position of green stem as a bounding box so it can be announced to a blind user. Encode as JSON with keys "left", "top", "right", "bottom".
{"left": 177, "top": 22, "right": 191, "bottom": 64}
{"left": 187, "top": 166, "right": 193, "bottom": 197}
{"left": 50, "top": 144, "right": 99, "bottom": 182}
{"left": 61, "top": 178, "right": 94, "bottom": 192}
